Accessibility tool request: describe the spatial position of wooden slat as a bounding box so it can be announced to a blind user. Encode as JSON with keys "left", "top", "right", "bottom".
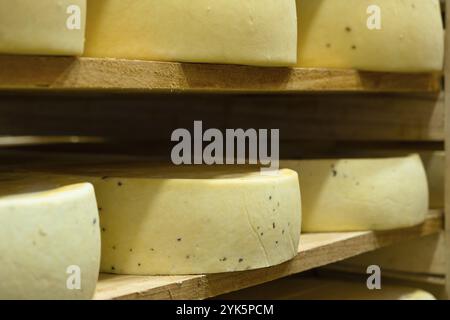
{"left": 330, "top": 233, "right": 446, "bottom": 276}
{"left": 445, "top": 0, "right": 450, "bottom": 300}
{"left": 217, "top": 273, "right": 445, "bottom": 300}
{"left": 0, "top": 56, "right": 441, "bottom": 93}
{"left": 321, "top": 266, "right": 446, "bottom": 287}
{"left": 315, "top": 267, "right": 448, "bottom": 299}
{"left": 0, "top": 93, "right": 443, "bottom": 142}
{"left": 94, "top": 211, "right": 443, "bottom": 300}
{"left": 0, "top": 136, "right": 103, "bottom": 146}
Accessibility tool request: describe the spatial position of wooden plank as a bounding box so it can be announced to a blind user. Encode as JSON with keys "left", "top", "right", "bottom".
{"left": 217, "top": 273, "right": 444, "bottom": 300}
{"left": 330, "top": 233, "right": 446, "bottom": 276}
{"left": 0, "top": 56, "right": 441, "bottom": 93}
{"left": 320, "top": 266, "right": 446, "bottom": 287}
{"left": 94, "top": 211, "right": 443, "bottom": 300}
{"left": 0, "top": 136, "right": 103, "bottom": 146}
{"left": 315, "top": 268, "right": 448, "bottom": 300}
{"left": 0, "top": 93, "right": 443, "bottom": 142}
{"left": 445, "top": 0, "right": 450, "bottom": 300}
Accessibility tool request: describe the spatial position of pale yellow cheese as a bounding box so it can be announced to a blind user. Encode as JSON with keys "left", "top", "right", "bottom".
{"left": 13, "top": 165, "right": 302, "bottom": 275}
{"left": 282, "top": 154, "right": 428, "bottom": 232}
{"left": 96, "top": 167, "right": 301, "bottom": 275}
{"left": 297, "top": 0, "right": 444, "bottom": 72}
{"left": 84, "top": 0, "right": 298, "bottom": 66}
{"left": 0, "top": 182, "right": 101, "bottom": 300}
{"left": 326, "top": 150, "right": 444, "bottom": 209}
{"left": 0, "top": 0, "right": 86, "bottom": 56}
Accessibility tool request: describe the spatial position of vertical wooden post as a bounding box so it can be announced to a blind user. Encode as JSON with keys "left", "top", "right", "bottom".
{"left": 445, "top": 0, "right": 450, "bottom": 300}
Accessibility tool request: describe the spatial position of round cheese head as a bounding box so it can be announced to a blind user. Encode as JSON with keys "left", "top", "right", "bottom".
{"left": 0, "top": 183, "right": 101, "bottom": 300}
{"left": 84, "top": 0, "right": 298, "bottom": 66}
{"left": 282, "top": 154, "right": 428, "bottom": 232}
{"left": 15, "top": 165, "right": 302, "bottom": 275}
{"left": 297, "top": 0, "right": 444, "bottom": 72}
{"left": 91, "top": 167, "right": 302, "bottom": 275}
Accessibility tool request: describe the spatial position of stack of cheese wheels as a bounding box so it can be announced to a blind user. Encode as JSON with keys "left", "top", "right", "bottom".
{"left": 296, "top": 0, "right": 444, "bottom": 72}
{"left": 84, "top": 0, "right": 298, "bottom": 66}
{"left": 0, "top": 0, "right": 86, "bottom": 56}
{"left": 0, "top": 179, "right": 101, "bottom": 299}
{"left": 20, "top": 165, "right": 302, "bottom": 275}
{"left": 281, "top": 154, "right": 428, "bottom": 232}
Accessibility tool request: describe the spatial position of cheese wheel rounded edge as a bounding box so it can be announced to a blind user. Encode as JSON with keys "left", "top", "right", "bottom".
{"left": 84, "top": 0, "right": 298, "bottom": 66}
{"left": 0, "top": 0, "right": 87, "bottom": 56}
{"left": 93, "top": 168, "right": 301, "bottom": 275}
{"left": 282, "top": 154, "right": 428, "bottom": 232}
{"left": 297, "top": 0, "right": 444, "bottom": 72}
{"left": 0, "top": 183, "right": 101, "bottom": 300}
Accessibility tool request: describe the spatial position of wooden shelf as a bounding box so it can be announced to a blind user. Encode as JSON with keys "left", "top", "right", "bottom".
{"left": 94, "top": 210, "right": 443, "bottom": 300}
{"left": 319, "top": 266, "right": 446, "bottom": 287}
{"left": 0, "top": 56, "right": 441, "bottom": 93}
{"left": 0, "top": 93, "right": 443, "bottom": 142}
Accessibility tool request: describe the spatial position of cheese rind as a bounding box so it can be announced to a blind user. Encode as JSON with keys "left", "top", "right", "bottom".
{"left": 297, "top": 0, "right": 444, "bottom": 72}
{"left": 31, "top": 166, "right": 302, "bottom": 275}
{"left": 93, "top": 167, "right": 301, "bottom": 275}
{"left": 0, "top": 0, "right": 86, "bottom": 56}
{"left": 282, "top": 154, "right": 428, "bottom": 232}
{"left": 326, "top": 150, "right": 444, "bottom": 209}
{"left": 0, "top": 183, "right": 101, "bottom": 300}
{"left": 84, "top": 0, "right": 298, "bottom": 66}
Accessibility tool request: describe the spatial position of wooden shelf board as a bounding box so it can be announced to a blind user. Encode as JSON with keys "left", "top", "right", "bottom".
{"left": 0, "top": 56, "right": 441, "bottom": 93}
{"left": 94, "top": 210, "right": 443, "bottom": 300}
{"left": 319, "top": 266, "right": 446, "bottom": 286}
{"left": 0, "top": 93, "right": 444, "bottom": 142}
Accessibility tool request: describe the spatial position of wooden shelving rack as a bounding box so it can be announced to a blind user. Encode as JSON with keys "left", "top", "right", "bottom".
{"left": 0, "top": 2, "right": 448, "bottom": 301}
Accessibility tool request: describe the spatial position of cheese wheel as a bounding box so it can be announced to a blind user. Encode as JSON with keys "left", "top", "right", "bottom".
{"left": 18, "top": 166, "right": 302, "bottom": 275}
{"left": 0, "top": 182, "right": 100, "bottom": 300}
{"left": 281, "top": 154, "right": 428, "bottom": 232}
{"left": 96, "top": 167, "right": 301, "bottom": 275}
{"left": 84, "top": 0, "right": 298, "bottom": 66}
{"left": 0, "top": 0, "right": 86, "bottom": 56}
{"left": 326, "top": 150, "right": 444, "bottom": 209}
{"left": 219, "top": 277, "right": 436, "bottom": 300}
{"left": 297, "top": 0, "right": 444, "bottom": 72}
